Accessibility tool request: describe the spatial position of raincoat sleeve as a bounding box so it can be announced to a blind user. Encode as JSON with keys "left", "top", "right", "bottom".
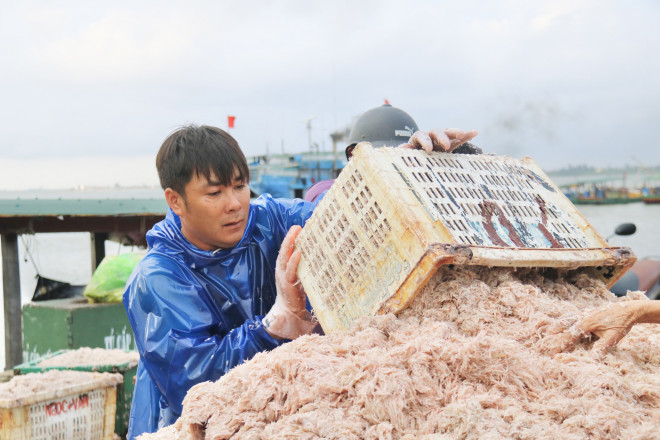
{"left": 124, "top": 256, "right": 285, "bottom": 418}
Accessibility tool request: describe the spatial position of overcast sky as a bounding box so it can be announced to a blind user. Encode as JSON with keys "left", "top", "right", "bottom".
{"left": 1, "top": 0, "right": 658, "bottom": 190}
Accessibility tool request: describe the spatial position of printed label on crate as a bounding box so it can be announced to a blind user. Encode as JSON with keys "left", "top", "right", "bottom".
{"left": 45, "top": 394, "right": 90, "bottom": 417}
{"left": 38, "top": 393, "right": 92, "bottom": 438}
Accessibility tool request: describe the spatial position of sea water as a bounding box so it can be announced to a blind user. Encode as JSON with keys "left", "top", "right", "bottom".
{"left": 0, "top": 191, "right": 659, "bottom": 369}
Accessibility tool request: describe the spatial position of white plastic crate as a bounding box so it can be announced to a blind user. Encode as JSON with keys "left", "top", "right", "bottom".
{"left": 296, "top": 144, "right": 636, "bottom": 332}
{"left": 0, "top": 371, "right": 121, "bottom": 440}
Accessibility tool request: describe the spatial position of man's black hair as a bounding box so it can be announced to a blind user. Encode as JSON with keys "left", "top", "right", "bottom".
{"left": 156, "top": 125, "right": 249, "bottom": 198}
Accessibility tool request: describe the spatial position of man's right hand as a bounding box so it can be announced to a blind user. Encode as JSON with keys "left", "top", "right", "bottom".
{"left": 263, "top": 226, "right": 317, "bottom": 340}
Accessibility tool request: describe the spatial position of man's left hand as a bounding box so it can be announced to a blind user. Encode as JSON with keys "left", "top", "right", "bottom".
{"left": 263, "top": 226, "right": 317, "bottom": 340}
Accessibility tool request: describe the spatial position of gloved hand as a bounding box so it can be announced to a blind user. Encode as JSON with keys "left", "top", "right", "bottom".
{"left": 399, "top": 128, "right": 479, "bottom": 153}
{"left": 263, "top": 225, "right": 317, "bottom": 340}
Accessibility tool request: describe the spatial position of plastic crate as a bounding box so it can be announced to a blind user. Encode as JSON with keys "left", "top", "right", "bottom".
{"left": 0, "top": 371, "right": 121, "bottom": 440}
{"left": 22, "top": 297, "right": 136, "bottom": 364}
{"left": 296, "top": 144, "right": 636, "bottom": 332}
{"left": 14, "top": 350, "right": 138, "bottom": 438}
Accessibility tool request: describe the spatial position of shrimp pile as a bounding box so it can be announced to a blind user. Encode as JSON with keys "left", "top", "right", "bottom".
{"left": 140, "top": 267, "right": 660, "bottom": 440}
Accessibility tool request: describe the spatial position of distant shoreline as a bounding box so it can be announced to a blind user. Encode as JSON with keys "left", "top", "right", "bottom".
{"left": 0, "top": 186, "right": 164, "bottom": 200}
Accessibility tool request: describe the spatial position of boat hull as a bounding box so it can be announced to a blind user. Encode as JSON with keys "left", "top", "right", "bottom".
{"left": 573, "top": 197, "right": 642, "bottom": 205}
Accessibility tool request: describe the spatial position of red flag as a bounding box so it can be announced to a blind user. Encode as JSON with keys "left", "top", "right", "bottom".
{"left": 384, "top": 99, "right": 390, "bottom": 105}
{"left": 227, "top": 115, "right": 236, "bottom": 129}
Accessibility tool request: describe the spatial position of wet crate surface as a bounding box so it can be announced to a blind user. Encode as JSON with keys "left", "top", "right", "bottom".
{"left": 297, "top": 144, "right": 635, "bottom": 332}
{"left": 0, "top": 372, "right": 120, "bottom": 440}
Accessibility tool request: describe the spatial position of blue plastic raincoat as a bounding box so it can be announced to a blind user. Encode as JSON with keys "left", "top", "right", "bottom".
{"left": 123, "top": 194, "right": 316, "bottom": 439}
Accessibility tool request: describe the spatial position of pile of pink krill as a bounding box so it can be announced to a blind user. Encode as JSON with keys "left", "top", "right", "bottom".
{"left": 140, "top": 267, "right": 660, "bottom": 440}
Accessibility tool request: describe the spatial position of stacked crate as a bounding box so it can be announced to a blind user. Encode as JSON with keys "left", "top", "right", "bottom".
{"left": 0, "top": 371, "right": 121, "bottom": 440}
{"left": 14, "top": 349, "right": 138, "bottom": 438}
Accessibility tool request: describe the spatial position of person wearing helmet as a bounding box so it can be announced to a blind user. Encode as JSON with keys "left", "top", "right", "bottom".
{"left": 304, "top": 103, "right": 480, "bottom": 202}
{"left": 343, "top": 103, "right": 421, "bottom": 157}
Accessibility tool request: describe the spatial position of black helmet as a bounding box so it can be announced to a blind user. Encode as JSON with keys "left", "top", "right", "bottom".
{"left": 346, "top": 104, "right": 419, "bottom": 156}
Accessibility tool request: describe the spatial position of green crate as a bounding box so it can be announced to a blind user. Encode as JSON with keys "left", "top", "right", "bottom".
{"left": 22, "top": 297, "right": 135, "bottom": 361}
{"left": 14, "top": 349, "right": 137, "bottom": 438}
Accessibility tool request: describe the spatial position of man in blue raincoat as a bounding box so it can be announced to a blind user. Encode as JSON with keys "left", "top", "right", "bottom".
{"left": 123, "top": 125, "right": 318, "bottom": 438}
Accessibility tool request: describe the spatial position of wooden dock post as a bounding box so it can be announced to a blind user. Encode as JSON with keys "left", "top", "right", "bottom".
{"left": 1, "top": 233, "right": 22, "bottom": 369}
{"left": 91, "top": 232, "right": 108, "bottom": 271}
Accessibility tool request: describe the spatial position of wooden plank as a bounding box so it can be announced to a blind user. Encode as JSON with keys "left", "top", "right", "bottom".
{"left": 0, "top": 198, "right": 167, "bottom": 216}
{"left": 0, "top": 215, "right": 163, "bottom": 247}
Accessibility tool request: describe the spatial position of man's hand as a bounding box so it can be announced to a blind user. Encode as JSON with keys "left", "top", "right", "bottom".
{"left": 579, "top": 301, "right": 646, "bottom": 358}
{"left": 540, "top": 300, "right": 659, "bottom": 359}
{"left": 275, "top": 225, "right": 307, "bottom": 314}
{"left": 263, "top": 226, "right": 317, "bottom": 340}
{"left": 399, "top": 128, "right": 478, "bottom": 153}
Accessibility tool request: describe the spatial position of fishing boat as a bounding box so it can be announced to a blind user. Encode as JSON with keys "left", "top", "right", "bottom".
{"left": 642, "top": 187, "right": 660, "bottom": 204}
{"left": 248, "top": 151, "right": 347, "bottom": 199}
{"left": 560, "top": 177, "right": 643, "bottom": 205}
{"left": 574, "top": 188, "right": 643, "bottom": 205}
{"left": 642, "top": 186, "right": 660, "bottom": 204}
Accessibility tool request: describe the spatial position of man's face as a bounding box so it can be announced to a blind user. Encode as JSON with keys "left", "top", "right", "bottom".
{"left": 169, "top": 170, "right": 251, "bottom": 251}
